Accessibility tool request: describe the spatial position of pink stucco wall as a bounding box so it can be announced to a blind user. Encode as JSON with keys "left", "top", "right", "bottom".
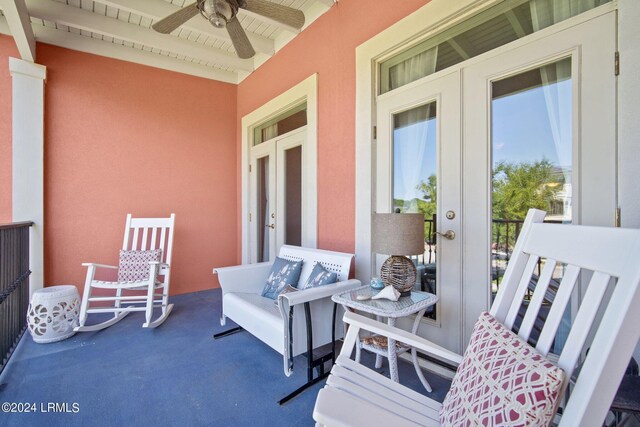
{"left": 0, "top": 0, "right": 428, "bottom": 295}
{"left": 38, "top": 44, "right": 237, "bottom": 296}
{"left": 236, "top": 0, "right": 428, "bottom": 256}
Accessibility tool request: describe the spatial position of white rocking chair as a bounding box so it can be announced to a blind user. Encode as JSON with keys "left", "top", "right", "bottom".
{"left": 314, "top": 209, "right": 640, "bottom": 427}
{"left": 75, "top": 214, "right": 176, "bottom": 331}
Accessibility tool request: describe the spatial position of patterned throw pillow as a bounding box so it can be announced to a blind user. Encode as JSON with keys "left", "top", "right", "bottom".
{"left": 261, "top": 257, "right": 303, "bottom": 299}
{"left": 440, "top": 312, "right": 565, "bottom": 427}
{"left": 117, "top": 249, "right": 163, "bottom": 283}
{"left": 300, "top": 262, "right": 337, "bottom": 290}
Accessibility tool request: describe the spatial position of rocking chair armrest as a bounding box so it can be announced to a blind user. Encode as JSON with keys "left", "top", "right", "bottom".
{"left": 148, "top": 262, "right": 169, "bottom": 268}
{"left": 343, "top": 310, "right": 464, "bottom": 367}
{"left": 279, "top": 279, "right": 362, "bottom": 307}
{"left": 82, "top": 263, "right": 118, "bottom": 270}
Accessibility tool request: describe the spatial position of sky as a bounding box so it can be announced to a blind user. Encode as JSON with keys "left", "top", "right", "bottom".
{"left": 393, "top": 78, "right": 572, "bottom": 202}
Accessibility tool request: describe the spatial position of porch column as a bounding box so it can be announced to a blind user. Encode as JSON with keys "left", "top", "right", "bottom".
{"left": 9, "top": 57, "right": 46, "bottom": 295}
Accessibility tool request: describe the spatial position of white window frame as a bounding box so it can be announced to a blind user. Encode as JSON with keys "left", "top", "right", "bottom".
{"left": 241, "top": 74, "right": 318, "bottom": 263}
{"left": 355, "top": 0, "right": 501, "bottom": 282}
{"left": 354, "top": 0, "right": 618, "bottom": 283}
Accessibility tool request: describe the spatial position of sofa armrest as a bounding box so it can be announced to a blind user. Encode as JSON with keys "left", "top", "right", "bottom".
{"left": 277, "top": 279, "right": 361, "bottom": 377}
{"left": 214, "top": 262, "right": 273, "bottom": 295}
{"left": 278, "top": 279, "right": 362, "bottom": 307}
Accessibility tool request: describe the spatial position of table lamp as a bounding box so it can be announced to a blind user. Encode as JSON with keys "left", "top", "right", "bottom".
{"left": 372, "top": 213, "right": 425, "bottom": 296}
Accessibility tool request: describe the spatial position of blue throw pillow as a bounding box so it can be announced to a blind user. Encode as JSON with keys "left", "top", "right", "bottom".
{"left": 261, "top": 257, "right": 303, "bottom": 299}
{"left": 300, "top": 262, "right": 338, "bottom": 290}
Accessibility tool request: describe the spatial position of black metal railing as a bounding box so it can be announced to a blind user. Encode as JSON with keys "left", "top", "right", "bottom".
{"left": 410, "top": 216, "right": 565, "bottom": 319}
{"left": 492, "top": 218, "right": 563, "bottom": 292}
{"left": 0, "top": 221, "right": 33, "bottom": 374}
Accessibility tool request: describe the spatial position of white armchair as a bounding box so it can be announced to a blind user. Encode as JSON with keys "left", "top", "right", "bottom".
{"left": 214, "top": 245, "right": 361, "bottom": 403}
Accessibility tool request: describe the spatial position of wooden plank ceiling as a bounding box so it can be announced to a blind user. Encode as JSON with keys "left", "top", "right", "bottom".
{"left": 0, "top": 0, "right": 336, "bottom": 83}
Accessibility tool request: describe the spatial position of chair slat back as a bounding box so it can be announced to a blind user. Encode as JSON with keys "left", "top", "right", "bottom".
{"left": 122, "top": 214, "right": 176, "bottom": 276}
{"left": 489, "top": 209, "right": 640, "bottom": 426}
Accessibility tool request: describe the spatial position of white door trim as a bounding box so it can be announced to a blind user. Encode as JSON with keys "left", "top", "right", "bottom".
{"left": 241, "top": 74, "right": 318, "bottom": 263}
{"left": 354, "top": 0, "right": 617, "bottom": 283}
{"left": 355, "top": 0, "right": 504, "bottom": 283}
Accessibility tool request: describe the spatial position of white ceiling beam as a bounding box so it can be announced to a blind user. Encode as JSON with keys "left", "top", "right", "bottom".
{"left": 315, "top": 0, "right": 337, "bottom": 7}
{"left": 447, "top": 35, "right": 475, "bottom": 61}
{"left": 267, "top": 0, "right": 329, "bottom": 59}
{"left": 96, "top": 0, "right": 274, "bottom": 55}
{"left": 0, "top": 17, "right": 238, "bottom": 84}
{"left": 25, "top": 0, "right": 253, "bottom": 72}
{"left": 505, "top": 10, "right": 527, "bottom": 38}
{"left": 239, "top": 8, "right": 301, "bottom": 34}
{"left": 0, "top": 0, "right": 36, "bottom": 61}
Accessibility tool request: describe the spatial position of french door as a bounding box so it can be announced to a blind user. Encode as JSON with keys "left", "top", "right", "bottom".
{"left": 377, "top": 71, "right": 462, "bottom": 352}
{"left": 249, "top": 129, "right": 305, "bottom": 263}
{"left": 376, "top": 11, "right": 616, "bottom": 353}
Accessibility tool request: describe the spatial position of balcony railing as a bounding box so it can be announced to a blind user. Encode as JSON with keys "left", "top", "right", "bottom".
{"left": 492, "top": 218, "right": 563, "bottom": 292}
{"left": 0, "top": 221, "right": 33, "bottom": 374}
{"left": 411, "top": 216, "right": 564, "bottom": 303}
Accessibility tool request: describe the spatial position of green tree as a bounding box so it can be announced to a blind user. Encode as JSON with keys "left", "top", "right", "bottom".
{"left": 416, "top": 174, "right": 437, "bottom": 239}
{"left": 492, "top": 159, "right": 562, "bottom": 221}
{"left": 416, "top": 174, "right": 437, "bottom": 218}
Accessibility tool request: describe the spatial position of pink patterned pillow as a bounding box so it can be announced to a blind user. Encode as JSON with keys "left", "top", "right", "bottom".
{"left": 440, "top": 312, "right": 565, "bottom": 427}
{"left": 117, "top": 249, "right": 163, "bottom": 282}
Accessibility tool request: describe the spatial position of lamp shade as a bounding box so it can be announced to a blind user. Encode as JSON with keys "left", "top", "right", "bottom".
{"left": 372, "top": 213, "right": 424, "bottom": 256}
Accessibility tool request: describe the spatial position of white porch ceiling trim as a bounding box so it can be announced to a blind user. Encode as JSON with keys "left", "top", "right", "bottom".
{"left": 25, "top": 0, "right": 254, "bottom": 72}
{"left": 0, "top": 0, "right": 35, "bottom": 61}
{"left": 0, "top": 0, "right": 336, "bottom": 84}
{"left": 98, "top": 0, "right": 275, "bottom": 55}
{"left": 0, "top": 16, "right": 238, "bottom": 83}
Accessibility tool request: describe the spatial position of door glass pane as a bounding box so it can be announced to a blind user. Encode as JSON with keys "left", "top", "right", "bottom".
{"left": 491, "top": 57, "right": 572, "bottom": 352}
{"left": 379, "top": 0, "right": 610, "bottom": 93}
{"left": 257, "top": 156, "right": 270, "bottom": 262}
{"left": 392, "top": 101, "right": 438, "bottom": 319}
{"left": 253, "top": 103, "right": 307, "bottom": 145}
{"left": 285, "top": 146, "right": 302, "bottom": 246}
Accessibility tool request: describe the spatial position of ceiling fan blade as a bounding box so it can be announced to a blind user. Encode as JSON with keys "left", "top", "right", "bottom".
{"left": 243, "top": 0, "right": 305, "bottom": 29}
{"left": 227, "top": 16, "right": 256, "bottom": 59}
{"left": 152, "top": 2, "right": 200, "bottom": 34}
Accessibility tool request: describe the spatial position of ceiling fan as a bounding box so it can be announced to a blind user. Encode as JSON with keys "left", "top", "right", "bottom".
{"left": 152, "top": 0, "right": 306, "bottom": 59}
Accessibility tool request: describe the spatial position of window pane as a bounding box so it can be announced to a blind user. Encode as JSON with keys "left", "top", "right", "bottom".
{"left": 253, "top": 103, "right": 307, "bottom": 145}
{"left": 379, "top": 0, "right": 610, "bottom": 94}
{"left": 392, "top": 101, "right": 438, "bottom": 318}
{"left": 491, "top": 58, "right": 573, "bottom": 353}
{"left": 257, "top": 157, "right": 270, "bottom": 262}
{"left": 284, "top": 146, "right": 302, "bottom": 246}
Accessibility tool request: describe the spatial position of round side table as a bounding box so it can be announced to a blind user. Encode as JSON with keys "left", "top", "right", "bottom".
{"left": 27, "top": 285, "right": 80, "bottom": 343}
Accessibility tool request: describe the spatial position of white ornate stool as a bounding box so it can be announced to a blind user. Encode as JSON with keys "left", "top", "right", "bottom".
{"left": 27, "top": 285, "right": 80, "bottom": 343}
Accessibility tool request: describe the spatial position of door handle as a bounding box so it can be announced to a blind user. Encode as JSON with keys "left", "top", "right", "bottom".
{"left": 265, "top": 224, "right": 275, "bottom": 229}
{"left": 433, "top": 230, "right": 455, "bottom": 240}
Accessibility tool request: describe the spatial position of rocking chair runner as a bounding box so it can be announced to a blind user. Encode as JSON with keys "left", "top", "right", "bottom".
{"left": 314, "top": 209, "right": 640, "bottom": 426}
{"left": 74, "top": 214, "right": 176, "bottom": 331}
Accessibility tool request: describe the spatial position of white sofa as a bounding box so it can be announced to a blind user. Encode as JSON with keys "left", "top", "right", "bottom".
{"left": 214, "top": 245, "right": 361, "bottom": 378}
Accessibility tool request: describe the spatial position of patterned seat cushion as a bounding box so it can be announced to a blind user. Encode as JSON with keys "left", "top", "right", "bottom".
{"left": 117, "top": 249, "right": 163, "bottom": 283}
{"left": 300, "top": 262, "right": 338, "bottom": 290}
{"left": 440, "top": 312, "right": 566, "bottom": 427}
{"left": 261, "top": 257, "right": 303, "bottom": 299}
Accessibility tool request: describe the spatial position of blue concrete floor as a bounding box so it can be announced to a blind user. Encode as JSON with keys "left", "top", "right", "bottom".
{"left": 0, "top": 289, "right": 450, "bottom": 426}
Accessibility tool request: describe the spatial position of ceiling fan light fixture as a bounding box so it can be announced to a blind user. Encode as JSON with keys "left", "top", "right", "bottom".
{"left": 199, "top": 0, "right": 236, "bottom": 28}
{"left": 209, "top": 14, "right": 226, "bottom": 28}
